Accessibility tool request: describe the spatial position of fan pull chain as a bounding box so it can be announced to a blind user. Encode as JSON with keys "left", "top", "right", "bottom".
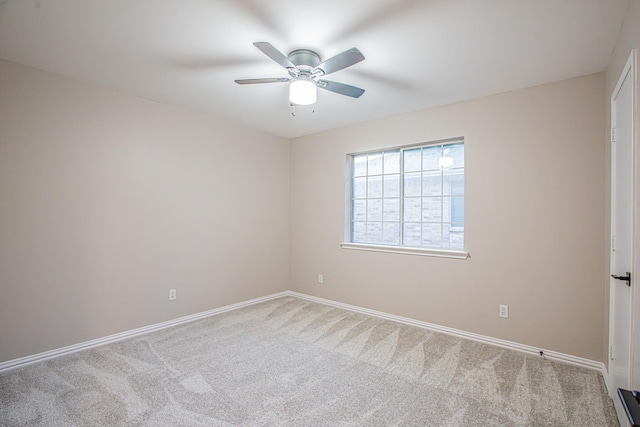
{"left": 290, "top": 105, "right": 316, "bottom": 116}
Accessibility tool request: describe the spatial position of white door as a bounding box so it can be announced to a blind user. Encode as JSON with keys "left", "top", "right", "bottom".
{"left": 610, "top": 50, "right": 635, "bottom": 426}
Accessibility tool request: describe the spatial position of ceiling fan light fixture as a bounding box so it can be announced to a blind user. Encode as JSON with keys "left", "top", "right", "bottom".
{"left": 289, "top": 79, "right": 317, "bottom": 105}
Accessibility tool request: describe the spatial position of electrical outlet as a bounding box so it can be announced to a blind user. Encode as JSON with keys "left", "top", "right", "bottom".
{"left": 169, "top": 289, "right": 176, "bottom": 301}
{"left": 499, "top": 304, "right": 509, "bottom": 318}
{"left": 317, "top": 274, "right": 324, "bottom": 284}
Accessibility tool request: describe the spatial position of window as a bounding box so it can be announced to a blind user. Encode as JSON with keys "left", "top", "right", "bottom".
{"left": 345, "top": 139, "right": 465, "bottom": 256}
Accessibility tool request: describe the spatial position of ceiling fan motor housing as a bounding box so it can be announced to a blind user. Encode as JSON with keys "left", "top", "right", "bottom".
{"left": 288, "top": 49, "right": 321, "bottom": 72}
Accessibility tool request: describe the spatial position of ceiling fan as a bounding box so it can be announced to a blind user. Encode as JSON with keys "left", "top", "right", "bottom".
{"left": 235, "top": 42, "right": 365, "bottom": 106}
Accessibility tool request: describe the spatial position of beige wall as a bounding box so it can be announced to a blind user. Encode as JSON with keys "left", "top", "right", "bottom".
{"left": 607, "top": 2, "right": 640, "bottom": 95}
{"left": 290, "top": 73, "right": 607, "bottom": 361}
{"left": 0, "top": 60, "right": 290, "bottom": 363}
{"left": 0, "top": 58, "right": 610, "bottom": 365}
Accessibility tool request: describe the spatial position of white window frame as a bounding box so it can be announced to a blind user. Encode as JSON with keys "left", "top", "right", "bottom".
{"left": 341, "top": 137, "right": 469, "bottom": 260}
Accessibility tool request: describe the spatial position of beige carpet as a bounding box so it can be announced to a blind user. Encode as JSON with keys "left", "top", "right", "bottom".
{"left": 0, "top": 296, "right": 619, "bottom": 426}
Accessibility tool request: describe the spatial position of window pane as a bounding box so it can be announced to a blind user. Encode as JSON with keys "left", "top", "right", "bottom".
{"left": 383, "top": 222, "right": 400, "bottom": 245}
{"left": 368, "top": 153, "right": 383, "bottom": 175}
{"left": 383, "top": 174, "right": 400, "bottom": 197}
{"left": 446, "top": 142, "right": 464, "bottom": 168}
{"left": 367, "top": 175, "right": 382, "bottom": 198}
{"left": 366, "top": 222, "right": 382, "bottom": 244}
{"left": 353, "top": 221, "right": 366, "bottom": 243}
{"left": 368, "top": 199, "right": 382, "bottom": 222}
{"left": 451, "top": 240, "right": 464, "bottom": 251}
{"left": 403, "top": 223, "right": 421, "bottom": 246}
{"left": 422, "top": 197, "right": 442, "bottom": 222}
{"left": 422, "top": 223, "right": 442, "bottom": 247}
{"left": 423, "top": 171, "right": 442, "bottom": 196}
{"left": 443, "top": 223, "right": 464, "bottom": 250}
{"left": 384, "top": 151, "right": 400, "bottom": 174}
{"left": 383, "top": 198, "right": 399, "bottom": 221}
{"left": 404, "top": 172, "right": 421, "bottom": 196}
{"left": 422, "top": 145, "right": 441, "bottom": 170}
{"left": 353, "top": 155, "right": 367, "bottom": 177}
{"left": 403, "top": 197, "right": 421, "bottom": 222}
{"left": 444, "top": 170, "right": 463, "bottom": 196}
{"left": 404, "top": 148, "right": 421, "bottom": 172}
{"left": 353, "top": 177, "right": 367, "bottom": 198}
{"left": 450, "top": 196, "right": 464, "bottom": 224}
{"left": 442, "top": 223, "right": 452, "bottom": 248}
{"left": 353, "top": 199, "right": 366, "bottom": 221}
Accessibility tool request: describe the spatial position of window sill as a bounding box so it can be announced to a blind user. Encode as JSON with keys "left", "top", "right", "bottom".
{"left": 340, "top": 243, "right": 469, "bottom": 259}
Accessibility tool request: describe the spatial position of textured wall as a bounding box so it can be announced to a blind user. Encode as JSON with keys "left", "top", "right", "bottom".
{"left": 289, "top": 73, "right": 606, "bottom": 361}
{"left": 0, "top": 60, "right": 290, "bottom": 363}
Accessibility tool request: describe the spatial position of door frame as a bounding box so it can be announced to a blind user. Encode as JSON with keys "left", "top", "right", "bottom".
{"left": 609, "top": 49, "right": 637, "bottom": 397}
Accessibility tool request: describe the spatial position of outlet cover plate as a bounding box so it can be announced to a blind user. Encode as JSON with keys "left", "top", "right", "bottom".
{"left": 499, "top": 304, "right": 508, "bottom": 318}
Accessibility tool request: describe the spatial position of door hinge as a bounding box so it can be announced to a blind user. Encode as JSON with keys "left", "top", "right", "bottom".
{"left": 611, "top": 127, "right": 616, "bottom": 143}
{"left": 612, "top": 235, "right": 615, "bottom": 251}
{"left": 610, "top": 344, "right": 614, "bottom": 360}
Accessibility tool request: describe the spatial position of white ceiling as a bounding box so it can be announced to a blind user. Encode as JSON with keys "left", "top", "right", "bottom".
{"left": 0, "top": 0, "right": 630, "bottom": 139}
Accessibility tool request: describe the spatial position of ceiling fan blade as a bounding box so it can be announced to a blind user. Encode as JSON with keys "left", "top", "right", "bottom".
{"left": 314, "top": 48, "right": 365, "bottom": 75}
{"left": 317, "top": 80, "right": 365, "bottom": 98}
{"left": 253, "top": 42, "right": 296, "bottom": 69}
{"left": 235, "top": 77, "right": 290, "bottom": 85}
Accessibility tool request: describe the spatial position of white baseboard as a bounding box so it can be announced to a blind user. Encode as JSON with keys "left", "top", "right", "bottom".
{"left": 0, "top": 291, "right": 289, "bottom": 373}
{"left": 286, "top": 292, "right": 607, "bottom": 377}
{"left": 0, "top": 290, "right": 607, "bottom": 383}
